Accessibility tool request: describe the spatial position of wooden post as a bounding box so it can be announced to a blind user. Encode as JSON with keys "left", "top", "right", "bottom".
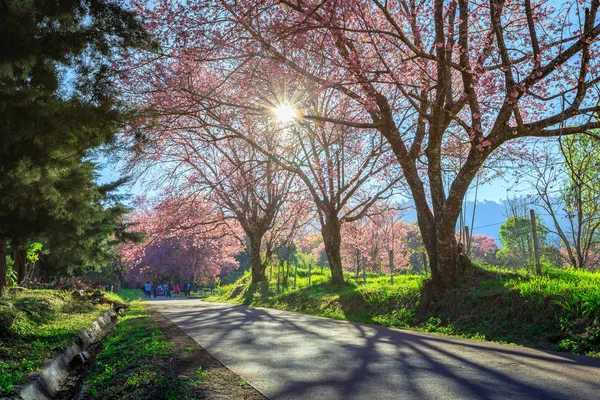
{"left": 362, "top": 255, "right": 367, "bottom": 284}
{"left": 277, "top": 262, "right": 280, "bottom": 293}
{"left": 269, "top": 262, "right": 273, "bottom": 281}
{"left": 389, "top": 249, "right": 394, "bottom": 285}
{"left": 464, "top": 226, "right": 471, "bottom": 255}
{"left": 294, "top": 262, "right": 297, "bottom": 289}
{"left": 0, "top": 238, "right": 6, "bottom": 294}
{"left": 308, "top": 263, "right": 312, "bottom": 286}
{"left": 530, "top": 209, "right": 542, "bottom": 276}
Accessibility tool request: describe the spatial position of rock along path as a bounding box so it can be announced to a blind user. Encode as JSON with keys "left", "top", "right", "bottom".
{"left": 149, "top": 298, "right": 600, "bottom": 400}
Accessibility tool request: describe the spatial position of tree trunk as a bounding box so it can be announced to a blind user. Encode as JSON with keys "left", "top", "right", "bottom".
{"left": 412, "top": 186, "right": 469, "bottom": 292}
{"left": 321, "top": 217, "right": 345, "bottom": 285}
{"left": 413, "top": 199, "right": 471, "bottom": 322}
{"left": 0, "top": 238, "right": 6, "bottom": 295}
{"left": 14, "top": 249, "right": 26, "bottom": 285}
{"left": 362, "top": 255, "right": 367, "bottom": 284}
{"left": 248, "top": 233, "right": 267, "bottom": 284}
{"left": 294, "top": 262, "right": 297, "bottom": 289}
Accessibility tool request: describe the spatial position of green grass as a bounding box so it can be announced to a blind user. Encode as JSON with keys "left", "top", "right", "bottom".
{"left": 114, "top": 288, "right": 144, "bottom": 302}
{"left": 0, "top": 289, "right": 115, "bottom": 396}
{"left": 84, "top": 290, "right": 216, "bottom": 399}
{"left": 83, "top": 291, "right": 192, "bottom": 399}
{"left": 208, "top": 265, "right": 600, "bottom": 357}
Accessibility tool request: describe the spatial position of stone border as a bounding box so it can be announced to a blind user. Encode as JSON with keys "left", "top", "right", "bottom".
{"left": 15, "top": 309, "right": 119, "bottom": 400}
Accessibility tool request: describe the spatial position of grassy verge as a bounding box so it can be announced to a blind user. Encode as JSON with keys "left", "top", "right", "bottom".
{"left": 84, "top": 289, "right": 264, "bottom": 400}
{"left": 207, "top": 265, "right": 600, "bottom": 357}
{"left": 83, "top": 292, "right": 188, "bottom": 399}
{"left": 0, "top": 289, "right": 115, "bottom": 397}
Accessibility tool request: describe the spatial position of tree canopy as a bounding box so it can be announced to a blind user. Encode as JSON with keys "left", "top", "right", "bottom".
{"left": 0, "top": 0, "right": 149, "bottom": 292}
{"left": 118, "top": 0, "right": 600, "bottom": 300}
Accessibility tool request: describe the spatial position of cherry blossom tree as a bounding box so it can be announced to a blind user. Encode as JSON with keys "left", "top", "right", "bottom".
{"left": 120, "top": 196, "right": 242, "bottom": 286}
{"left": 117, "top": 2, "right": 405, "bottom": 285}
{"left": 119, "top": 41, "right": 402, "bottom": 284}
{"left": 469, "top": 234, "right": 500, "bottom": 265}
{"left": 341, "top": 205, "right": 416, "bottom": 278}
{"left": 124, "top": 1, "right": 600, "bottom": 303}
{"left": 121, "top": 103, "right": 297, "bottom": 284}
{"left": 371, "top": 206, "right": 414, "bottom": 274}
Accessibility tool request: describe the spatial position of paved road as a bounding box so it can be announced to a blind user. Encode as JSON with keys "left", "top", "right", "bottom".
{"left": 149, "top": 298, "right": 600, "bottom": 399}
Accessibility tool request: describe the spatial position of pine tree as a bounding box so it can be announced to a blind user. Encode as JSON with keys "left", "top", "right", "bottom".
{"left": 0, "top": 0, "right": 149, "bottom": 292}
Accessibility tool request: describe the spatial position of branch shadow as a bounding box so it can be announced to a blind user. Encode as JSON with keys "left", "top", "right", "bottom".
{"left": 150, "top": 300, "right": 600, "bottom": 400}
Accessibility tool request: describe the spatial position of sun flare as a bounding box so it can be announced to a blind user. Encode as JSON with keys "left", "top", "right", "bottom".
{"left": 273, "top": 105, "right": 297, "bottom": 123}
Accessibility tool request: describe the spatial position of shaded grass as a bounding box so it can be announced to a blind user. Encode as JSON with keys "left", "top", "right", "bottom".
{"left": 208, "top": 265, "right": 600, "bottom": 357}
{"left": 84, "top": 290, "right": 264, "bottom": 399}
{"left": 83, "top": 297, "right": 190, "bottom": 400}
{"left": 0, "top": 289, "right": 114, "bottom": 396}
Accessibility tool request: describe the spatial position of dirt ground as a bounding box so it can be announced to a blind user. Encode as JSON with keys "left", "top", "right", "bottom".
{"left": 148, "top": 308, "right": 267, "bottom": 400}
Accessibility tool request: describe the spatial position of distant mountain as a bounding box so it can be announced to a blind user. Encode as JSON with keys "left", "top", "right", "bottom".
{"left": 402, "top": 199, "right": 562, "bottom": 246}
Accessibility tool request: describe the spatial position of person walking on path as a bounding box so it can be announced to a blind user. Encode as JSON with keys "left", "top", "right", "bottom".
{"left": 144, "top": 281, "right": 151, "bottom": 298}
{"left": 185, "top": 281, "right": 191, "bottom": 297}
{"left": 174, "top": 283, "right": 180, "bottom": 296}
{"left": 151, "top": 281, "right": 158, "bottom": 298}
{"left": 166, "top": 282, "right": 172, "bottom": 298}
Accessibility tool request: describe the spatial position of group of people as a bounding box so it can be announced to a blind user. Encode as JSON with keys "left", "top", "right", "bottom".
{"left": 143, "top": 281, "right": 192, "bottom": 298}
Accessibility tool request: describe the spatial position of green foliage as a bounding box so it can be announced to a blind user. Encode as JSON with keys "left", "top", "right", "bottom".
{"left": 189, "top": 367, "right": 210, "bottom": 387}
{"left": 4, "top": 256, "right": 16, "bottom": 286}
{"left": 497, "top": 216, "right": 549, "bottom": 268}
{"left": 561, "top": 135, "right": 600, "bottom": 215}
{"left": 40, "top": 180, "right": 136, "bottom": 275}
{"left": 555, "top": 134, "right": 600, "bottom": 269}
{"left": 0, "top": 0, "right": 149, "bottom": 290}
{"left": 25, "top": 242, "right": 42, "bottom": 265}
{"left": 84, "top": 297, "right": 191, "bottom": 400}
{"left": 114, "top": 289, "right": 144, "bottom": 302}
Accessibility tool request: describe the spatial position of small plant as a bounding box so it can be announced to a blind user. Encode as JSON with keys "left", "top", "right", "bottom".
{"left": 188, "top": 366, "right": 209, "bottom": 387}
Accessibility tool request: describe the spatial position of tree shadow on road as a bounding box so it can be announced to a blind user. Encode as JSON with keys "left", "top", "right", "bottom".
{"left": 152, "top": 301, "right": 600, "bottom": 400}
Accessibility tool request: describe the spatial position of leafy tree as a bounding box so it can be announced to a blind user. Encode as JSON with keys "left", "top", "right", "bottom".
{"left": 40, "top": 176, "right": 140, "bottom": 277}
{"left": 0, "top": 0, "right": 148, "bottom": 292}
{"left": 558, "top": 135, "right": 600, "bottom": 269}
{"left": 497, "top": 216, "right": 548, "bottom": 269}
{"left": 521, "top": 134, "right": 600, "bottom": 270}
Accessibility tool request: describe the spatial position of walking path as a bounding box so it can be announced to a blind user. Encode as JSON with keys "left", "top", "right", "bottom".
{"left": 149, "top": 298, "right": 600, "bottom": 400}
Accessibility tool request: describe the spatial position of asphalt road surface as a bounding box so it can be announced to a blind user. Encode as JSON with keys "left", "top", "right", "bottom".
{"left": 149, "top": 298, "right": 600, "bottom": 399}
